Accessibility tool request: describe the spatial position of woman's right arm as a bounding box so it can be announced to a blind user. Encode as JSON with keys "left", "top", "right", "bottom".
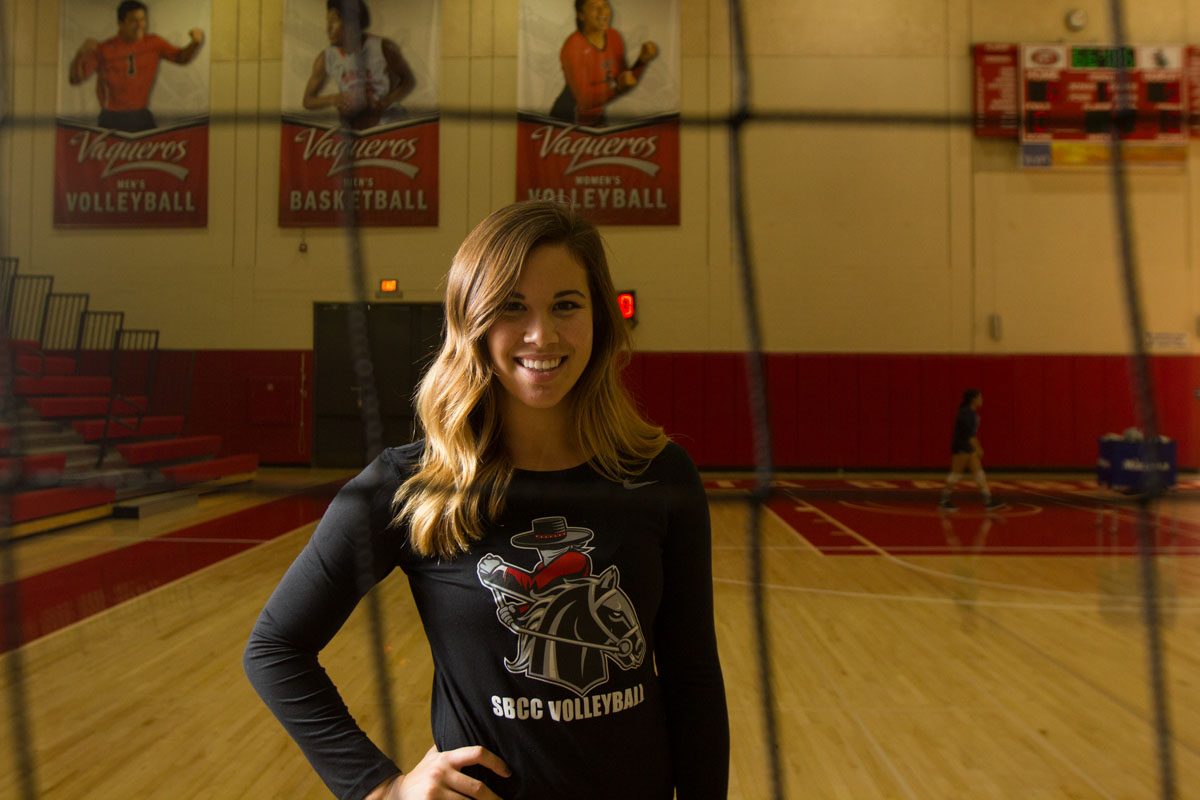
{"left": 243, "top": 455, "right": 404, "bottom": 800}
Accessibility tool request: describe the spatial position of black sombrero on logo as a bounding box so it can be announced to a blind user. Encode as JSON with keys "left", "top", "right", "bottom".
{"left": 511, "top": 516, "right": 594, "bottom": 550}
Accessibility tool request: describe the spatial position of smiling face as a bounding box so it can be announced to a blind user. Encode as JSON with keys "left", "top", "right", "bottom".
{"left": 577, "top": 0, "right": 612, "bottom": 35}
{"left": 486, "top": 243, "right": 593, "bottom": 417}
{"left": 118, "top": 9, "right": 147, "bottom": 42}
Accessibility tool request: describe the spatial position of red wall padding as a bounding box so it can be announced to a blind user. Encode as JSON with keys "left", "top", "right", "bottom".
{"left": 150, "top": 350, "right": 1198, "bottom": 469}
{"left": 625, "top": 353, "right": 1198, "bottom": 470}
{"left": 152, "top": 351, "right": 313, "bottom": 465}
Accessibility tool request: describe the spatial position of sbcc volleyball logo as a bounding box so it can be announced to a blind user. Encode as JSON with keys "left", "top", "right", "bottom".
{"left": 477, "top": 516, "right": 646, "bottom": 696}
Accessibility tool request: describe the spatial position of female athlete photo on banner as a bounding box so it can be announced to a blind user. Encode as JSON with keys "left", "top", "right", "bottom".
{"left": 278, "top": 0, "right": 440, "bottom": 227}
{"left": 517, "top": 0, "right": 681, "bottom": 225}
{"left": 55, "top": 0, "right": 211, "bottom": 227}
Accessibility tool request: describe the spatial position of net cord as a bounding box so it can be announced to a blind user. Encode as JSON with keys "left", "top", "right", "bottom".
{"left": 338, "top": 2, "right": 401, "bottom": 762}
{"left": 0, "top": 0, "right": 38, "bottom": 793}
{"left": 1104, "top": 2, "right": 1176, "bottom": 797}
{"left": 0, "top": 325, "right": 39, "bottom": 800}
{"left": 0, "top": 4, "right": 1184, "bottom": 797}
{"left": 726, "top": 0, "right": 784, "bottom": 797}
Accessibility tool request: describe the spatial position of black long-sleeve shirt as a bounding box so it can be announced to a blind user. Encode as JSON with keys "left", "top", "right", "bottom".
{"left": 244, "top": 441, "right": 729, "bottom": 800}
{"left": 951, "top": 406, "right": 980, "bottom": 453}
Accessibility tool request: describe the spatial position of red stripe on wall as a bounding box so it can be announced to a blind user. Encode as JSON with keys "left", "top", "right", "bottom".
{"left": 918, "top": 355, "right": 953, "bottom": 468}
{"left": 766, "top": 355, "right": 799, "bottom": 466}
{"left": 858, "top": 356, "right": 891, "bottom": 466}
{"left": 703, "top": 354, "right": 738, "bottom": 465}
{"left": 891, "top": 358, "right": 924, "bottom": 468}
{"left": 796, "top": 356, "right": 834, "bottom": 465}
{"left": 152, "top": 350, "right": 314, "bottom": 465}
{"left": 627, "top": 353, "right": 1198, "bottom": 470}
{"left": 827, "top": 358, "right": 862, "bottom": 467}
{"left": 148, "top": 349, "right": 1198, "bottom": 470}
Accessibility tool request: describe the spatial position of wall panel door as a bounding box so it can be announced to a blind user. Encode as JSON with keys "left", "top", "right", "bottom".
{"left": 313, "top": 302, "right": 444, "bottom": 468}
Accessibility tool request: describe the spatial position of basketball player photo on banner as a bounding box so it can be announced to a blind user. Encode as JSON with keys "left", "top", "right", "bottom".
{"left": 518, "top": 0, "right": 680, "bottom": 225}
{"left": 56, "top": 0, "right": 211, "bottom": 227}
{"left": 279, "top": 0, "right": 439, "bottom": 227}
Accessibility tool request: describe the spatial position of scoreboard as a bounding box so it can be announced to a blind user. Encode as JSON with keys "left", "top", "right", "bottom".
{"left": 974, "top": 43, "right": 1194, "bottom": 167}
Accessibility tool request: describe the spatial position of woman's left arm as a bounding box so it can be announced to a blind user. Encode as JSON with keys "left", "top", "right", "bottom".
{"left": 654, "top": 450, "right": 730, "bottom": 798}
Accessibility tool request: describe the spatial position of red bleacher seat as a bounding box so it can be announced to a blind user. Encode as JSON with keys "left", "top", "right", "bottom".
{"left": 72, "top": 416, "right": 185, "bottom": 442}
{"left": 13, "top": 376, "right": 112, "bottom": 396}
{"left": 10, "top": 486, "right": 116, "bottom": 523}
{"left": 0, "top": 453, "right": 67, "bottom": 482}
{"left": 26, "top": 396, "right": 147, "bottom": 418}
{"left": 117, "top": 435, "right": 222, "bottom": 466}
{"left": 160, "top": 454, "right": 258, "bottom": 484}
{"left": 16, "top": 354, "right": 78, "bottom": 376}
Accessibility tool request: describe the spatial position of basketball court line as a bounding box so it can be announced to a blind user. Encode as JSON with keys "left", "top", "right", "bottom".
{"left": 0, "top": 524, "right": 315, "bottom": 659}
{"left": 974, "top": 672, "right": 1121, "bottom": 800}
{"left": 712, "top": 544, "right": 813, "bottom": 551}
{"left": 979, "top": 600, "right": 1200, "bottom": 762}
{"left": 751, "top": 491, "right": 1200, "bottom": 765}
{"left": 785, "top": 494, "right": 885, "bottom": 554}
{"left": 705, "top": 578, "right": 1195, "bottom": 618}
{"left": 992, "top": 483, "right": 1200, "bottom": 544}
{"left": 777, "top": 490, "right": 1200, "bottom": 605}
{"left": 17, "top": 532, "right": 324, "bottom": 547}
{"left": 734, "top": 501, "right": 1200, "bottom": 774}
{"left": 707, "top": 476, "right": 1200, "bottom": 540}
{"left": 761, "top": 480, "right": 1200, "bottom": 558}
{"left": 762, "top": 502, "right": 824, "bottom": 556}
{"left": 787, "top": 599, "right": 920, "bottom": 800}
{"left": 832, "top": 497, "right": 1197, "bottom": 556}
{"left": 2, "top": 482, "right": 343, "bottom": 652}
{"left": 835, "top": 499, "right": 1044, "bottom": 519}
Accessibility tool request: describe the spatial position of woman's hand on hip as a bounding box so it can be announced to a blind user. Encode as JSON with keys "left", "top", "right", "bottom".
{"left": 383, "top": 745, "right": 511, "bottom": 799}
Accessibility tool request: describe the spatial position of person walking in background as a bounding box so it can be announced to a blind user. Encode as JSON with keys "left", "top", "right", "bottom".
{"left": 940, "top": 388, "right": 1002, "bottom": 512}
{"left": 68, "top": 0, "right": 204, "bottom": 132}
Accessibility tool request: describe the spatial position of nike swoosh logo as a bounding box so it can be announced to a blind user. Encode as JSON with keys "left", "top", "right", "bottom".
{"left": 622, "top": 479, "right": 657, "bottom": 490}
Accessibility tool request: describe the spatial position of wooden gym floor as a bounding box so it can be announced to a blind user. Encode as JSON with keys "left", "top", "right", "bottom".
{"left": 1, "top": 468, "right": 1197, "bottom": 798}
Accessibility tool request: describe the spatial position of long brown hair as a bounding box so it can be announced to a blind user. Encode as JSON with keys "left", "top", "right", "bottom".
{"left": 393, "top": 201, "right": 666, "bottom": 558}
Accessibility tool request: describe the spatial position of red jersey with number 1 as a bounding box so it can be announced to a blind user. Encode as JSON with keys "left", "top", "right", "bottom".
{"left": 77, "top": 34, "right": 180, "bottom": 111}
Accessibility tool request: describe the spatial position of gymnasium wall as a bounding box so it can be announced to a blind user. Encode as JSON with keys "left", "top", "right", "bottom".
{"left": 3, "top": 0, "right": 1200, "bottom": 467}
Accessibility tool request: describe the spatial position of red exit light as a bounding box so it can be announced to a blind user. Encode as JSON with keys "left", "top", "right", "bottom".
{"left": 617, "top": 291, "right": 636, "bottom": 321}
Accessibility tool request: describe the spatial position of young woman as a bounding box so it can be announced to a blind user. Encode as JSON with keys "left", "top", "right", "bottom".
{"left": 244, "top": 201, "right": 729, "bottom": 800}
{"left": 548, "top": 0, "right": 658, "bottom": 126}
{"left": 939, "top": 388, "right": 1002, "bottom": 511}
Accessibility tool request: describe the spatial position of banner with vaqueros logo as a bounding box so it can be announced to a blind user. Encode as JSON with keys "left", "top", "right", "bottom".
{"left": 279, "top": 0, "right": 438, "bottom": 227}
{"left": 518, "top": 0, "right": 679, "bottom": 225}
{"left": 55, "top": 0, "right": 211, "bottom": 227}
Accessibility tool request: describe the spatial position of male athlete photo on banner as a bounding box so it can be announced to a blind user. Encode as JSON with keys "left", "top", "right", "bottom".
{"left": 518, "top": 0, "right": 680, "bottom": 225}
{"left": 279, "top": 0, "right": 439, "bottom": 227}
{"left": 55, "top": 0, "right": 211, "bottom": 227}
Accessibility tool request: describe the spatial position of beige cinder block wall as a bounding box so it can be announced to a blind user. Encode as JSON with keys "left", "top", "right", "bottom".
{"left": 1, "top": 0, "right": 1197, "bottom": 354}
